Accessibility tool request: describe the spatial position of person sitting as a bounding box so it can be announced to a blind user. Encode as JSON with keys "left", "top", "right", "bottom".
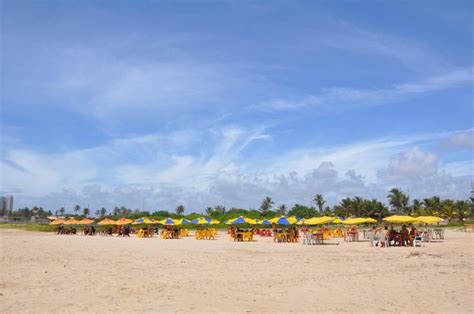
{"left": 408, "top": 225, "right": 418, "bottom": 246}
{"left": 388, "top": 225, "right": 397, "bottom": 246}
{"left": 71, "top": 227, "right": 77, "bottom": 235}
{"left": 400, "top": 225, "right": 409, "bottom": 246}
{"left": 124, "top": 225, "right": 131, "bottom": 237}
{"left": 107, "top": 226, "right": 113, "bottom": 236}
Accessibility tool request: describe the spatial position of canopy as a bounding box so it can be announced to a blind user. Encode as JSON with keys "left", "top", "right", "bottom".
{"left": 49, "top": 219, "right": 65, "bottom": 225}
{"left": 132, "top": 217, "right": 155, "bottom": 225}
{"left": 342, "top": 217, "right": 368, "bottom": 225}
{"left": 225, "top": 216, "right": 257, "bottom": 225}
{"left": 78, "top": 218, "right": 94, "bottom": 225}
{"left": 64, "top": 218, "right": 80, "bottom": 225}
{"left": 158, "top": 218, "right": 182, "bottom": 226}
{"left": 364, "top": 218, "right": 377, "bottom": 224}
{"left": 302, "top": 216, "right": 335, "bottom": 225}
{"left": 115, "top": 218, "right": 133, "bottom": 225}
{"left": 414, "top": 216, "right": 443, "bottom": 224}
{"left": 383, "top": 215, "right": 417, "bottom": 224}
{"left": 191, "top": 217, "right": 214, "bottom": 225}
{"left": 269, "top": 216, "right": 298, "bottom": 225}
{"left": 332, "top": 217, "right": 343, "bottom": 224}
{"left": 255, "top": 219, "right": 272, "bottom": 225}
{"left": 98, "top": 218, "right": 116, "bottom": 225}
{"left": 179, "top": 218, "right": 192, "bottom": 225}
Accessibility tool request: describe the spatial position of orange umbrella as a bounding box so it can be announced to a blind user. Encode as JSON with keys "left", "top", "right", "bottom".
{"left": 115, "top": 217, "right": 133, "bottom": 225}
{"left": 78, "top": 218, "right": 94, "bottom": 225}
{"left": 98, "top": 218, "right": 116, "bottom": 225}
{"left": 49, "top": 219, "right": 65, "bottom": 225}
{"left": 64, "top": 218, "right": 80, "bottom": 225}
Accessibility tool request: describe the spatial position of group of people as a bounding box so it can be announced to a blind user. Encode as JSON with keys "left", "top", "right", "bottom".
{"left": 371, "top": 224, "right": 421, "bottom": 247}
{"left": 83, "top": 225, "right": 96, "bottom": 236}
{"left": 56, "top": 226, "right": 77, "bottom": 235}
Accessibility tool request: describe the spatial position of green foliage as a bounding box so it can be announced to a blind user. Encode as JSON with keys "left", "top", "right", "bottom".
{"left": 288, "top": 204, "right": 317, "bottom": 218}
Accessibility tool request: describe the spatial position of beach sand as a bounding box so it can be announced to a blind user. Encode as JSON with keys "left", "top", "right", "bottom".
{"left": 0, "top": 229, "right": 472, "bottom": 313}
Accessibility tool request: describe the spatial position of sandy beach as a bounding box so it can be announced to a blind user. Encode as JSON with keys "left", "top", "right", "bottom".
{"left": 0, "top": 229, "right": 472, "bottom": 313}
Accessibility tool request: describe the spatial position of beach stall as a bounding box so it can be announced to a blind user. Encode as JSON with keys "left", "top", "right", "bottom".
{"left": 158, "top": 218, "right": 181, "bottom": 239}
{"left": 226, "top": 216, "right": 257, "bottom": 241}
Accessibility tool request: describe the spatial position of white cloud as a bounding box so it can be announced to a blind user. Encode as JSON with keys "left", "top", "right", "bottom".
{"left": 380, "top": 147, "right": 439, "bottom": 181}
{"left": 2, "top": 128, "right": 472, "bottom": 211}
{"left": 438, "top": 130, "right": 474, "bottom": 150}
{"left": 261, "top": 68, "right": 473, "bottom": 111}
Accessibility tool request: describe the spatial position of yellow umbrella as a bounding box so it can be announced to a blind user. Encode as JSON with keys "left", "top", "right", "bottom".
{"left": 342, "top": 217, "right": 367, "bottom": 225}
{"left": 49, "top": 219, "right": 65, "bottom": 225}
{"left": 383, "top": 215, "right": 417, "bottom": 224}
{"left": 363, "top": 218, "right": 377, "bottom": 224}
{"left": 64, "top": 218, "right": 80, "bottom": 225}
{"left": 98, "top": 218, "right": 116, "bottom": 225}
{"left": 298, "top": 216, "right": 335, "bottom": 225}
{"left": 210, "top": 219, "right": 220, "bottom": 225}
{"left": 414, "top": 216, "right": 443, "bottom": 224}
{"left": 78, "top": 218, "right": 94, "bottom": 225}
{"left": 332, "top": 218, "right": 343, "bottom": 224}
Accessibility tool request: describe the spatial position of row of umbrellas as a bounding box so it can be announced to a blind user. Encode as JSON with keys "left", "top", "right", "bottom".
{"left": 50, "top": 215, "right": 444, "bottom": 226}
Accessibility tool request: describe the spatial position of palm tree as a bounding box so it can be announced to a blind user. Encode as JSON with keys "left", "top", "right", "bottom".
{"left": 387, "top": 188, "right": 409, "bottom": 214}
{"left": 175, "top": 205, "right": 185, "bottom": 216}
{"left": 74, "top": 205, "right": 80, "bottom": 216}
{"left": 259, "top": 196, "right": 274, "bottom": 214}
{"left": 410, "top": 199, "right": 423, "bottom": 216}
{"left": 83, "top": 207, "right": 90, "bottom": 217}
{"left": 442, "top": 199, "right": 455, "bottom": 222}
{"left": 313, "top": 194, "right": 326, "bottom": 213}
{"left": 95, "top": 209, "right": 100, "bottom": 217}
{"left": 100, "top": 207, "right": 107, "bottom": 217}
{"left": 455, "top": 200, "right": 470, "bottom": 222}
{"left": 276, "top": 204, "right": 287, "bottom": 216}
{"left": 205, "top": 207, "right": 213, "bottom": 216}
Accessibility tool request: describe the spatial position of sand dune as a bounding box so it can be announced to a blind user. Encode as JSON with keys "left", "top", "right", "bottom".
{"left": 0, "top": 229, "right": 472, "bottom": 313}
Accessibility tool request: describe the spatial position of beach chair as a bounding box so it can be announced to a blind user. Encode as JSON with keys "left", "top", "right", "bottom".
{"left": 413, "top": 234, "right": 423, "bottom": 247}
{"left": 302, "top": 232, "right": 312, "bottom": 245}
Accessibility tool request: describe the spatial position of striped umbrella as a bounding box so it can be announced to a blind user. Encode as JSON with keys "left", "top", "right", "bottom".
{"left": 158, "top": 218, "right": 182, "bottom": 226}
{"left": 225, "top": 216, "right": 257, "bottom": 225}
{"left": 269, "top": 216, "right": 298, "bottom": 225}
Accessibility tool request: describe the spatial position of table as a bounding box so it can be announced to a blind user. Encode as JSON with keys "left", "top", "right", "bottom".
{"left": 311, "top": 233, "right": 324, "bottom": 245}
{"left": 235, "top": 231, "right": 253, "bottom": 242}
{"left": 345, "top": 230, "right": 359, "bottom": 242}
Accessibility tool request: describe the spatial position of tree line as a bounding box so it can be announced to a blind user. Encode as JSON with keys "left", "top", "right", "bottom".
{"left": 3, "top": 188, "right": 473, "bottom": 223}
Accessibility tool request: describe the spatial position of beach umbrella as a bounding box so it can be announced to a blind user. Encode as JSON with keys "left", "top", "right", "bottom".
{"left": 332, "top": 217, "right": 343, "bottom": 224}
{"left": 383, "top": 215, "right": 417, "bottom": 224}
{"left": 64, "top": 218, "right": 80, "bottom": 225}
{"left": 225, "top": 216, "right": 257, "bottom": 225}
{"left": 414, "top": 216, "right": 443, "bottom": 224}
{"left": 158, "top": 218, "right": 182, "bottom": 226}
{"left": 269, "top": 216, "right": 298, "bottom": 225}
{"left": 132, "top": 217, "right": 155, "bottom": 225}
{"left": 256, "top": 219, "right": 272, "bottom": 225}
{"left": 49, "top": 219, "right": 65, "bottom": 225}
{"left": 363, "top": 218, "right": 377, "bottom": 224}
{"left": 98, "top": 218, "right": 116, "bottom": 225}
{"left": 180, "top": 218, "right": 192, "bottom": 225}
{"left": 78, "top": 218, "right": 94, "bottom": 225}
{"left": 115, "top": 218, "right": 133, "bottom": 225}
{"left": 342, "top": 217, "right": 368, "bottom": 225}
{"left": 306, "top": 216, "right": 335, "bottom": 225}
{"left": 192, "top": 217, "right": 212, "bottom": 225}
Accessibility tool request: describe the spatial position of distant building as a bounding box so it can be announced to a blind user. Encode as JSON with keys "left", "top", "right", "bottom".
{"left": 0, "top": 195, "right": 14, "bottom": 212}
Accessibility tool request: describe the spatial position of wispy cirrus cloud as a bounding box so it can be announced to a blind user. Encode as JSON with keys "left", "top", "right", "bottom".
{"left": 260, "top": 68, "right": 473, "bottom": 111}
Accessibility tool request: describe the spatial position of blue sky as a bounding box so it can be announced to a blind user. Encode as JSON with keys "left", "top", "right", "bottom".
{"left": 1, "top": 0, "right": 473, "bottom": 212}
